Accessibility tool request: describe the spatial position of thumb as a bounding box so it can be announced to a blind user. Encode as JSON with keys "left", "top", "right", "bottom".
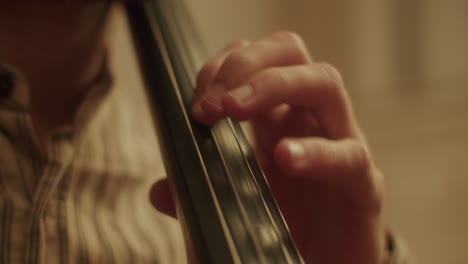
{"left": 274, "top": 137, "right": 383, "bottom": 210}
{"left": 274, "top": 137, "right": 371, "bottom": 179}
{"left": 150, "top": 180, "right": 198, "bottom": 263}
{"left": 149, "top": 179, "right": 177, "bottom": 219}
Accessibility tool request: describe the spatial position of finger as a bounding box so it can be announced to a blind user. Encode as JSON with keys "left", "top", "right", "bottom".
{"left": 149, "top": 179, "right": 177, "bottom": 219}
{"left": 196, "top": 32, "right": 312, "bottom": 125}
{"left": 274, "top": 137, "right": 383, "bottom": 211}
{"left": 223, "top": 63, "right": 360, "bottom": 139}
{"left": 275, "top": 137, "right": 370, "bottom": 177}
{"left": 192, "top": 40, "right": 250, "bottom": 121}
{"left": 251, "top": 105, "right": 323, "bottom": 154}
{"left": 195, "top": 40, "right": 251, "bottom": 96}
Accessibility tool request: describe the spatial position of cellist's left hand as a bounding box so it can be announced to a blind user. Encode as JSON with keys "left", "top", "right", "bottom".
{"left": 152, "top": 32, "right": 387, "bottom": 264}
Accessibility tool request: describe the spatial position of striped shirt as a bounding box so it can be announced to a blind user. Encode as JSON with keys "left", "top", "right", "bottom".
{"left": 0, "top": 19, "right": 185, "bottom": 263}
{"left": 0, "top": 5, "right": 412, "bottom": 264}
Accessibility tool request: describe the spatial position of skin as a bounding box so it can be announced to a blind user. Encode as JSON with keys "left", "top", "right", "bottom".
{"left": 0, "top": 2, "right": 111, "bottom": 146}
{"left": 152, "top": 33, "right": 386, "bottom": 264}
{"left": 0, "top": 2, "right": 386, "bottom": 263}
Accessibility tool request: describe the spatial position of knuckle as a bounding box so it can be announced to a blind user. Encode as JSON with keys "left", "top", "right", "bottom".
{"left": 319, "top": 62, "right": 343, "bottom": 84}
{"left": 272, "top": 31, "right": 308, "bottom": 60}
{"left": 224, "top": 51, "right": 257, "bottom": 72}
{"left": 317, "top": 140, "right": 334, "bottom": 166}
{"left": 261, "top": 67, "right": 290, "bottom": 88}
{"left": 272, "top": 31, "right": 304, "bottom": 46}
{"left": 303, "top": 139, "right": 334, "bottom": 170}
{"left": 318, "top": 63, "right": 345, "bottom": 99}
{"left": 350, "top": 141, "right": 372, "bottom": 175}
{"left": 196, "top": 61, "right": 219, "bottom": 88}
{"left": 309, "top": 63, "right": 344, "bottom": 100}
{"left": 225, "top": 40, "right": 250, "bottom": 50}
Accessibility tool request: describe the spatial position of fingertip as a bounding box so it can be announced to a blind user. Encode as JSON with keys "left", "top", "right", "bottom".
{"left": 200, "top": 98, "right": 225, "bottom": 125}
{"left": 191, "top": 97, "right": 224, "bottom": 126}
{"left": 191, "top": 100, "right": 206, "bottom": 122}
{"left": 223, "top": 84, "right": 255, "bottom": 121}
{"left": 191, "top": 100, "right": 216, "bottom": 126}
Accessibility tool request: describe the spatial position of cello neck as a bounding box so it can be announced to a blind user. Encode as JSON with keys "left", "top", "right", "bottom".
{"left": 125, "top": 1, "right": 304, "bottom": 263}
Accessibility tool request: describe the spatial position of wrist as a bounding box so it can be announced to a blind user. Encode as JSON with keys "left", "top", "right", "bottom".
{"left": 301, "top": 215, "right": 386, "bottom": 264}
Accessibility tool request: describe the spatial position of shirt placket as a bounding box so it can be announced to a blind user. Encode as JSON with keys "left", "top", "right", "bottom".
{"left": 25, "top": 133, "right": 76, "bottom": 264}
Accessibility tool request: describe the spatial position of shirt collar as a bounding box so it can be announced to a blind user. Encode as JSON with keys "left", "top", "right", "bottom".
{"left": 0, "top": 63, "right": 30, "bottom": 111}
{"left": 0, "top": 57, "right": 113, "bottom": 137}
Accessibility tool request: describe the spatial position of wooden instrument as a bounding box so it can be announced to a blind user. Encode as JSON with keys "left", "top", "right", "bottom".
{"left": 125, "top": 1, "right": 304, "bottom": 263}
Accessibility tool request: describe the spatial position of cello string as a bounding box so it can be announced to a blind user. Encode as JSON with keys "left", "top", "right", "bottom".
{"left": 144, "top": 2, "right": 242, "bottom": 262}
{"left": 126, "top": 0, "right": 304, "bottom": 262}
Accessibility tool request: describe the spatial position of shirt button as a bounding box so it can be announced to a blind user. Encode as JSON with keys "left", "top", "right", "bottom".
{"left": 0, "top": 69, "right": 14, "bottom": 99}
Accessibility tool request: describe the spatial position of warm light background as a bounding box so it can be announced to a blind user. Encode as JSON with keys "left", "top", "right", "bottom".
{"left": 185, "top": 0, "right": 468, "bottom": 263}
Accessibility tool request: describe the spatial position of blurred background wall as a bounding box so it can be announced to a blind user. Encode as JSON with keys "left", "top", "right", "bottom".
{"left": 185, "top": 0, "right": 468, "bottom": 263}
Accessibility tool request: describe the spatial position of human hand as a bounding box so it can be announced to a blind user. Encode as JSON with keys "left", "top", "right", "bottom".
{"left": 152, "top": 32, "right": 386, "bottom": 264}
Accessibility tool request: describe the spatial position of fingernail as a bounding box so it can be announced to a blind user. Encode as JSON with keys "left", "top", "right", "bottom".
{"left": 228, "top": 84, "right": 253, "bottom": 106}
{"left": 287, "top": 141, "right": 306, "bottom": 169}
